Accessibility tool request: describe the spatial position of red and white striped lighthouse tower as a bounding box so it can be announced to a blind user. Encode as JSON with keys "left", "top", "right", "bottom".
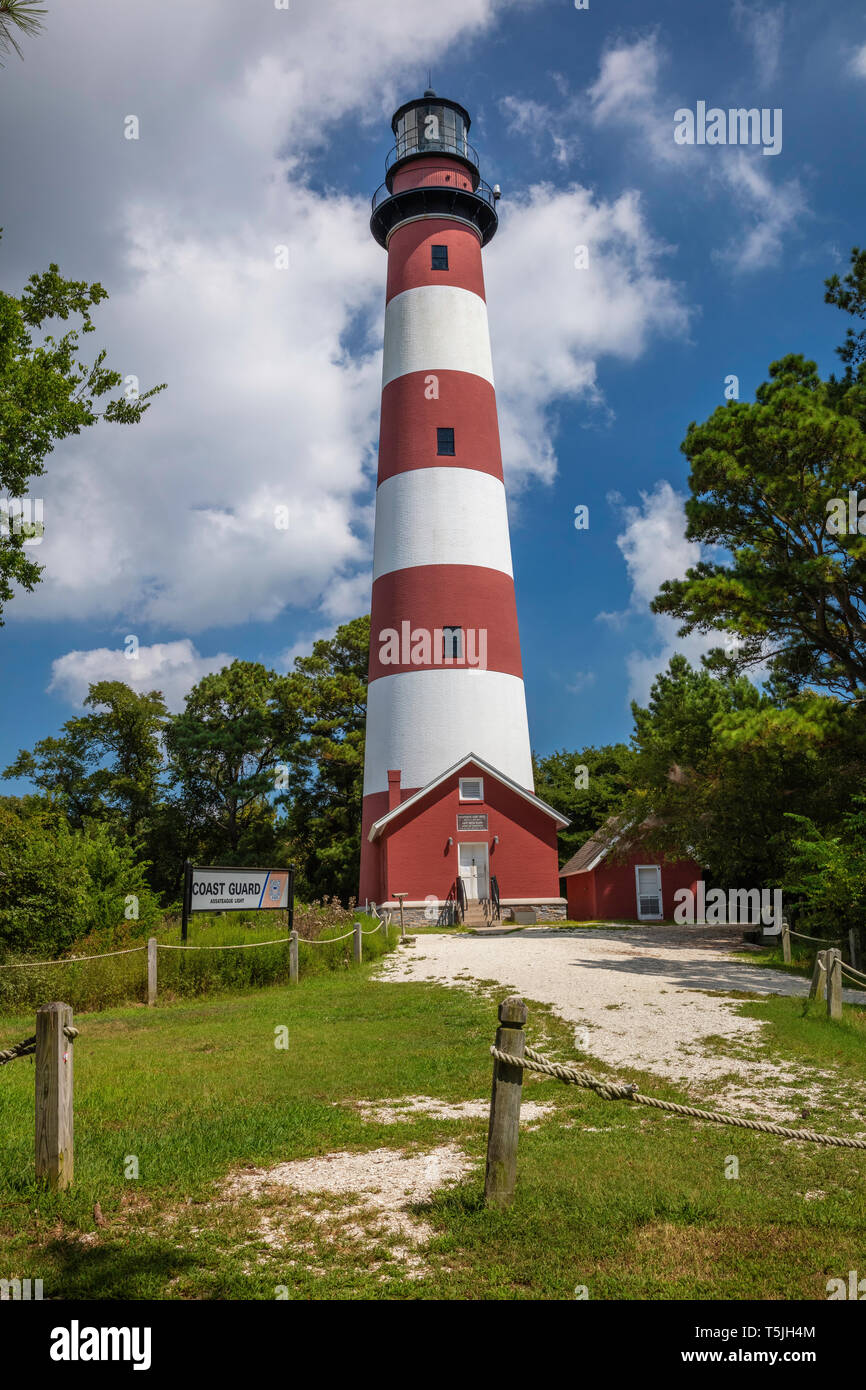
{"left": 360, "top": 91, "right": 566, "bottom": 919}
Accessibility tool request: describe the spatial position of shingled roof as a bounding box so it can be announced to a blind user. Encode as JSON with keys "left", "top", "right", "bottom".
{"left": 559, "top": 814, "right": 664, "bottom": 877}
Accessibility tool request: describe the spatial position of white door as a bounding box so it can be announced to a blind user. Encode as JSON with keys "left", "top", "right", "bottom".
{"left": 458, "top": 842, "right": 489, "bottom": 900}
{"left": 635, "top": 865, "right": 663, "bottom": 920}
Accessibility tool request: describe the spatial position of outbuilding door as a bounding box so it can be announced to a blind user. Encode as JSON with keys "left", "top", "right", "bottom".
{"left": 458, "top": 842, "right": 489, "bottom": 900}
{"left": 635, "top": 865, "right": 663, "bottom": 920}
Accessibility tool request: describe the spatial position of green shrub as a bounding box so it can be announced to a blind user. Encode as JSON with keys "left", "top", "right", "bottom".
{"left": 784, "top": 798, "right": 866, "bottom": 946}
{"left": 0, "top": 806, "right": 161, "bottom": 960}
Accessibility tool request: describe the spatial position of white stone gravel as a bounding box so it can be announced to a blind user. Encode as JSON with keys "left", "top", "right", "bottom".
{"left": 223, "top": 1143, "right": 473, "bottom": 1256}
{"left": 340, "top": 1094, "right": 553, "bottom": 1126}
{"left": 378, "top": 925, "right": 866, "bottom": 1120}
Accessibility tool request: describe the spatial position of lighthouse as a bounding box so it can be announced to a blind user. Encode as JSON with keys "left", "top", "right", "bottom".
{"left": 360, "top": 90, "right": 568, "bottom": 925}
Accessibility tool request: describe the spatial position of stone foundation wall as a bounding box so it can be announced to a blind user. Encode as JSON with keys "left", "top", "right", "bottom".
{"left": 379, "top": 900, "right": 569, "bottom": 927}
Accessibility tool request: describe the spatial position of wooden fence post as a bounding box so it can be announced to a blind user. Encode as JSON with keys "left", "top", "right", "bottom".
{"left": 827, "top": 949, "right": 843, "bottom": 1020}
{"left": 147, "top": 937, "right": 158, "bottom": 1007}
{"left": 394, "top": 893, "right": 407, "bottom": 938}
{"left": 353, "top": 921, "right": 362, "bottom": 965}
{"left": 849, "top": 929, "right": 861, "bottom": 974}
{"left": 35, "top": 1002, "right": 74, "bottom": 1191}
{"left": 484, "top": 995, "right": 528, "bottom": 1210}
{"left": 289, "top": 930, "right": 299, "bottom": 984}
{"left": 808, "top": 949, "right": 826, "bottom": 1000}
{"left": 781, "top": 920, "right": 791, "bottom": 964}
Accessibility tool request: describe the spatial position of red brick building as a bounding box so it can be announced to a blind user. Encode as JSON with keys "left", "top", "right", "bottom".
{"left": 560, "top": 818, "right": 702, "bottom": 922}
{"left": 363, "top": 753, "right": 568, "bottom": 924}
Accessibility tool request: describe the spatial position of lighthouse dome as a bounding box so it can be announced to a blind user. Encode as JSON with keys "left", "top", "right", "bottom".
{"left": 390, "top": 91, "right": 474, "bottom": 170}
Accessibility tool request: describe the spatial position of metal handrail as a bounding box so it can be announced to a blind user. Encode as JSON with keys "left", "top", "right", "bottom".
{"left": 385, "top": 137, "right": 479, "bottom": 173}
{"left": 490, "top": 875, "right": 501, "bottom": 922}
{"left": 371, "top": 171, "right": 497, "bottom": 215}
{"left": 456, "top": 875, "right": 467, "bottom": 923}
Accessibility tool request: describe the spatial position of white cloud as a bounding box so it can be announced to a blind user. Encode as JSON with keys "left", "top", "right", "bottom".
{"left": 587, "top": 34, "right": 664, "bottom": 128}
{"left": 2, "top": 0, "right": 545, "bottom": 634}
{"left": 850, "top": 42, "right": 866, "bottom": 78}
{"left": 500, "top": 94, "right": 579, "bottom": 166}
{"left": 712, "top": 153, "right": 806, "bottom": 273}
{"left": 585, "top": 33, "right": 810, "bottom": 271}
{"left": 732, "top": 1, "right": 784, "bottom": 85}
{"left": 0, "top": 1, "right": 694, "bottom": 631}
{"left": 48, "top": 640, "right": 233, "bottom": 711}
{"left": 486, "top": 185, "right": 689, "bottom": 487}
{"left": 600, "top": 482, "right": 720, "bottom": 704}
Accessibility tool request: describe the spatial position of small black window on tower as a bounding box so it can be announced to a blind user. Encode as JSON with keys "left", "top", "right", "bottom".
{"left": 431, "top": 244, "right": 449, "bottom": 271}
{"left": 437, "top": 427, "right": 455, "bottom": 455}
{"left": 443, "top": 626, "right": 463, "bottom": 660}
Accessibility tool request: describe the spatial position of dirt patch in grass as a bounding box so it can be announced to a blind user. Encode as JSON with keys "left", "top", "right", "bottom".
{"left": 220, "top": 1144, "right": 475, "bottom": 1274}
{"left": 340, "top": 1094, "right": 554, "bottom": 1129}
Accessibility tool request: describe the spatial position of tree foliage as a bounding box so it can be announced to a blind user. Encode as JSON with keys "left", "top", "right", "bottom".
{"left": 4, "top": 681, "right": 168, "bottom": 836}
{"left": 0, "top": 0, "right": 45, "bottom": 64}
{"left": 164, "top": 660, "right": 297, "bottom": 868}
{"left": 0, "top": 247, "right": 165, "bottom": 620}
{"left": 652, "top": 356, "right": 866, "bottom": 700}
{"left": 283, "top": 616, "right": 369, "bottom": 902}
{"left": 533, "top": 744, "right": 632, "bottom": 866}
{"left": 0, "top": 802, "right": 160, "bottom": 959}
{"left": 623, "top": 655, "right": 866, "bottom": 894}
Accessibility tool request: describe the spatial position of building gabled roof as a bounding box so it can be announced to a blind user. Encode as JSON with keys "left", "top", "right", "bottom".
{"left": 559, "top": 814, "right": 666, "bottom": 877}
{"left": 367, "top": 751, "right": 570, "bottom": 841}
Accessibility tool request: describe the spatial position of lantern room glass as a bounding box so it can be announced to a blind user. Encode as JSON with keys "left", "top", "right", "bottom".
{"left": 393, "top": 103, "right": 469, "bottom": 162}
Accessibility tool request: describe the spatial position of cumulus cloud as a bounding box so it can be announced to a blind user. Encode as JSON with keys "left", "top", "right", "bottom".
{"left": 486, "top": 186, "right": 690, "bottom": 487}
{"left": 0, "top": 0, "right": 545, "bottom": 635}
{"left": 48, "top": 640, "right": 233, "bottom": 712}
{"left": 599, "top": 482, "right": 720, "bottom": 704}
{"left": 0, "top": 0, "right": 698, "bottom": 635}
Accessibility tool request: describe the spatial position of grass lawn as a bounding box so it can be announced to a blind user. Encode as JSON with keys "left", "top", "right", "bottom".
{"left": 1, "top": 965, "right": 864, "bottom": 1300}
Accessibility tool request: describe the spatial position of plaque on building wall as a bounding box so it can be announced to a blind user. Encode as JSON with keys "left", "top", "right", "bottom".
{"left": 457, "top": 813, "right": 488, "bottom": 832}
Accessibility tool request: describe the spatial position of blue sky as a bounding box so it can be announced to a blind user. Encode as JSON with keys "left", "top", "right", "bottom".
{"left": 1, "top": 0, "right": 864, "bottom": 791}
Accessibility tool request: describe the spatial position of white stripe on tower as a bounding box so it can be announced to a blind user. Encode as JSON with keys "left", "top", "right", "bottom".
{"left": 382, "top": 284, "right": 495, "bottom": 388}
{"left": 365, "top": 670, "right": 534, "bottom": 793}
{"left": 372, "top": 468, "right": 513, "bottom": 580}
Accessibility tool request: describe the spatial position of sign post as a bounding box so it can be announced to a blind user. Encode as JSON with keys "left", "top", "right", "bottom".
{"left": 181, "top": 859, "right": 192, "bottom": 943}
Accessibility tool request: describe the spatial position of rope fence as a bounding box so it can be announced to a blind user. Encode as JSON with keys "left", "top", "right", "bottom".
{"left": 301, "top": 929, "right": 356, "bottom": 945}
{"left": 0, "top": 945, "right": 147, "bottom": 969}
{"left": 158, "top": 937, "right": 291, "bottom": 952}
{"left": 0, "top": 919, "right": 394, "bottom": 1012}
{"left": 484, "top": 995, "right": 866, "bottom": 1208}
{"left": 0, "top": 1033, "right": 36, "bottom": 1065}
{"left": 787, "top": 928, "right": 845, "bottom": 947}
{"left": 492, "top": 1042, "right": 866, "bottom": 1151}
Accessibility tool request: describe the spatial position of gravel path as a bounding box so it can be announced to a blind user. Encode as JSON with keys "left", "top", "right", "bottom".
{"left": 378, "top": 925, "right": 866, "bottom": 1120}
